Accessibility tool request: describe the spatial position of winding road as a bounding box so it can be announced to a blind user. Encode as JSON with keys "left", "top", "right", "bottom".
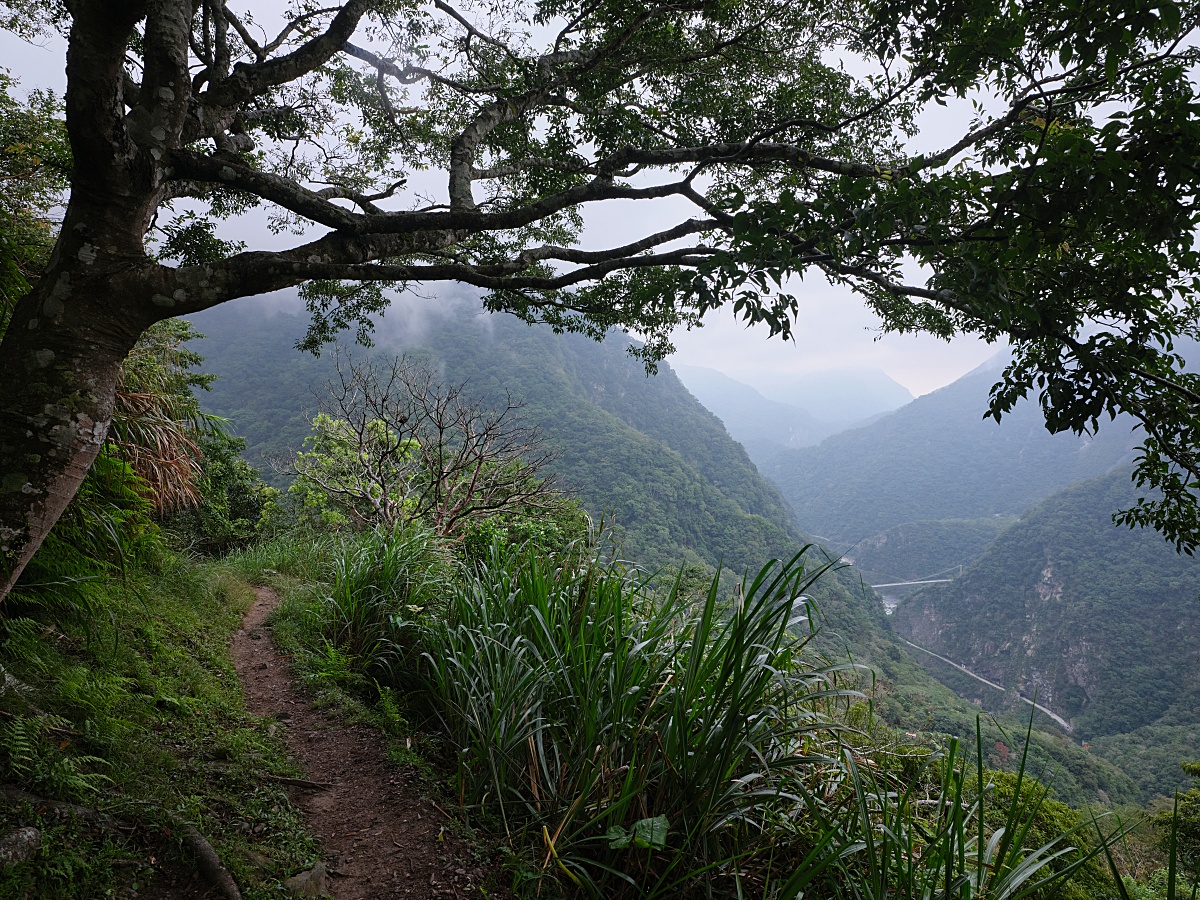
{"left": 899, "top": 637, "right": 1074, "bottom": 733}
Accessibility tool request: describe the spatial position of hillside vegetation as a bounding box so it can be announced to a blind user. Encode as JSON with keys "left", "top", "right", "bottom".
{"left": 183, "top": 299, "right": 1151, "bottom": 808}
{"left": 187, "top": 298, "right": 898, "bottom": 658}
{"left": 1, "top": 308, "right": 1189, "bottom": 897}
{"left": 892, "top": 468, "right": 1200, "bottom": 799}
{"left": 191, "top": 299, "right": 793, "bottom": 574}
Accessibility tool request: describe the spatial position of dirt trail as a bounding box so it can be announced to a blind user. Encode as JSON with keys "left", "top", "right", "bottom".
{"left": 232, "top": 586, "right": 498, "bottom": 898}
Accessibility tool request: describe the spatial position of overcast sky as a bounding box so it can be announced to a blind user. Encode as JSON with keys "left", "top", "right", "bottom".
{"left": 3, "top": 21, "right": 999, "bottom": 397}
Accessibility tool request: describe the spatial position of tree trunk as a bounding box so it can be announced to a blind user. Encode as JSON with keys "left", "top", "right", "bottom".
{"left": 0, "top": 259, "right": 154, "bottom": 601}
{"left": 0, "top": 0, "right": 175, "bottom": 602}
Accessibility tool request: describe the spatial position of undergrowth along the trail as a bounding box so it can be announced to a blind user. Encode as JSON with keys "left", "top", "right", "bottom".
{"left": 419, "top": 541, "right": 858, "bottom": 898}
{"left": 252, "top": 522, "right": 1149, "bottom": 900}
{"left": 7, "top": 518, "right": 1193, "bottom": 900}
{"left": 0, "top": 547, "right": 320, "bottom": 899}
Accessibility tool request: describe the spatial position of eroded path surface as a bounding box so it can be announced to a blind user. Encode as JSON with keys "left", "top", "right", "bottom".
{"left": 232, "top": 586, "right": 497, "bottom": 898}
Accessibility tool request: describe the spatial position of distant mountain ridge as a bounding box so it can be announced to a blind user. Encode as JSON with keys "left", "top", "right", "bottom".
{"left": 671, "top": 365, "right": 841, "bottom": 466}
{"left": 748, "top": 367, "right": 914, "bottom": 423}
{"left": 761, "top": 363, "right": 1138, "bottom": 543}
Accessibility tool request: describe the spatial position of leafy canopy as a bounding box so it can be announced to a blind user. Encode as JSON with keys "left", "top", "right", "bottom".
{"left": 0, "top": 71, "right": 68, "bottom": 331}
{"left": 5, "top": 0, "right": 1200, "bottom": 546}
{"left": 290, "top": 412, "right": 420, "bottom": 529}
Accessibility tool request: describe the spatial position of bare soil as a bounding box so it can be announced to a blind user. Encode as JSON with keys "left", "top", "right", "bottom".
{"left": 230, "top": 585, "right": 504, "bottom": 899}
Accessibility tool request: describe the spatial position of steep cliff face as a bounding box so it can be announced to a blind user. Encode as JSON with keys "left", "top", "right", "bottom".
{"left": 891, "top": 468, "right": 1200, "bottom": 796}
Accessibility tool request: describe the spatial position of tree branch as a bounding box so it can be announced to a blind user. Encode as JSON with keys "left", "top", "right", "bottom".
{"left": 596, "top": 142, "right": 886, "bottom": 178}
{"left": 432, "top": 0, "right": 513, "bottom": 56}
{"left": 199, "top": 1, "right": 373, "bottom": 118}
{"left": 166, "top": 150, "right": 363, "bottom": 229}
{"left": 221, "top": 6, "right": 266, "bottom": 62}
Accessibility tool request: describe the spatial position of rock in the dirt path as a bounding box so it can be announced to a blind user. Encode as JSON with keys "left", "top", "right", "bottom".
{"left": 283, "top": 860, "right": 329, "bottom": 897}
{"left": 0, "top": 827, "right": 41, "bottom": 867}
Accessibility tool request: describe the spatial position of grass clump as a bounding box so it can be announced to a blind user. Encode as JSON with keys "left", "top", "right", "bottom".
{"left": 212, "top": 526, "right": 338, "bottom": 586}
{"left": 321, "top": 522, "right": 454, "bottom": 682}
{"left": 798, "top": 720, "right": 1126, "bottom": 900}
{"left": 418, "top": 543, "right": 855, "bottom": 897}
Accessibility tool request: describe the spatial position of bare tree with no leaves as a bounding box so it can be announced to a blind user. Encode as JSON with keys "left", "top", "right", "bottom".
{"left": 289, "top": 351, "right": 560, "bottom": 536}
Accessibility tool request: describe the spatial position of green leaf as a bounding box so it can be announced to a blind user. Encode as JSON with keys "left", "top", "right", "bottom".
{"left": 631, "top": 815, "right": 670, "bottom": 850}
{"left": 605, "top": 826, "right": 632, "bottom": 850}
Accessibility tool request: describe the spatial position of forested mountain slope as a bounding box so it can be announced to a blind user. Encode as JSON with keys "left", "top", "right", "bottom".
{"left": 891, "top": 468, "right": 1200, "bottom": 799}
{"left": 188, "top": 297, "right": 882, "bottom": 635}
{"left": 846, "top": 516, "right": 1019, "bottom": 586}
{"left": 761, "top": 358, "right": 1138, "bottom": 543}
{"left": 187, "top": 299, "right": 1145, "bottom": 804}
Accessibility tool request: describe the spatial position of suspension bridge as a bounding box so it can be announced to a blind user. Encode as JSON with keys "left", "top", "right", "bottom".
{"left": 867, "top": 565, "right": 963, "bottom": 589}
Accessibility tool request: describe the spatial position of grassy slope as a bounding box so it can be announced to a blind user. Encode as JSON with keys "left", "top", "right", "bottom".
{"left": 0, "top": 551, "right": 320, "bottom": 898}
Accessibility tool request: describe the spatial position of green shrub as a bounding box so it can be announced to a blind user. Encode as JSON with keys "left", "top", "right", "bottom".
{"left": 320, "top": 522, "right": 454, "bottom": 683}
{"left": 459, "top": 498, "right": 591, "bottom": 567}
{"left": 781, "top": 717, "right": 1125, "bottom": 900}
{"left": 163, "top": 431, "right": 278, "bottom": 553}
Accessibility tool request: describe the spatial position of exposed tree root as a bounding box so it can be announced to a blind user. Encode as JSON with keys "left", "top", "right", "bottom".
{"left": 161, "top": 810, "right": 243, "bottom": 900}
{"left": 1, "top": 784, "right": 127, "bottom": 832}
{"left": 0, "top": 784, "right": 242, "bottom": 900}
{"left": 263, "top": 773, "right": 333, "bottom": 790}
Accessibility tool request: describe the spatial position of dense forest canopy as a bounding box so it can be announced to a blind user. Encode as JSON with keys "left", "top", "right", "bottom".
{"left": 2, "top": 0, "right": 1200, "bottom": 600}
